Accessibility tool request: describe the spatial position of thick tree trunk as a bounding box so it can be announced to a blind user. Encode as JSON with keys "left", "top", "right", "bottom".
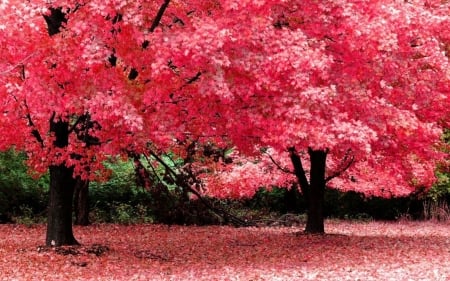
{"left": 304, "top": 149, "right": 327, "bottom": 234}
{"left": 289, "top": 147, "right": 328, "bottom": 234}
{"left": 46, "top": 164, "right": 79, "bottom": 246}
{"left": 74, "top": 177, "right": 90, "bottom": 226}
{"left": 46, "top": 118, "right": 79, "bottom": 246}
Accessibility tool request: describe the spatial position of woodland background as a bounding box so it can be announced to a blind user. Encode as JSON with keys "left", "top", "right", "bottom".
{"left": 1, "top": 147, "right": 448, "bottom": 226}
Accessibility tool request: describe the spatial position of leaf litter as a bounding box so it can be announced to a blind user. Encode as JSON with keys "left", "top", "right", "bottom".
{"left": 0, "top": 221, "right": 449, "bottom": 280}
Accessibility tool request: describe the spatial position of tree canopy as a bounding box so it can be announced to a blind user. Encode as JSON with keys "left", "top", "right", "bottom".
{"left": 0, "top": 0, "right": 449, "bottom": 200}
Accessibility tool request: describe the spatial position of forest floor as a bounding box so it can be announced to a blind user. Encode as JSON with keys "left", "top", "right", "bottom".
{"left": 0, "top": 220, "right": 449, "bottom": 280}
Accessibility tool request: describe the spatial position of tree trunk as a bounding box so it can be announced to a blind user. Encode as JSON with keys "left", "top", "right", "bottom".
{"left": 74, "top": 177, "right": 90, "bottom": 226}
{"left": 43, "top": 10, "right": 82, "bottom": 245}
{"left": 46, "top": 164, "right": 79, "bottom": 246}
{"left": 46, "top": 118, "right": 79, "bottom": 246}
{"left": 304, "top": 148, "right": 327, "bottom": 234}
{"left": 289, "top": 147, "right": 328, "bottom": 234}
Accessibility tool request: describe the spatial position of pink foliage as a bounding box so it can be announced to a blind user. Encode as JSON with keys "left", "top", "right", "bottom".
{"left": 204, "top": 149, "right": 296, "bottom": 198}
{"left": 0, "top": 0, "right": 449, "bottom": 196}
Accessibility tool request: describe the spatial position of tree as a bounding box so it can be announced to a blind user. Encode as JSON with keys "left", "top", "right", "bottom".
{"left": 0, "top": 0, "right": 250, "bottom": 245}
{"left": 174, "top": 0, "right": 450, "bottom": 233}
{"left": 0, "top": 0, "right": 209, "bottom": 245}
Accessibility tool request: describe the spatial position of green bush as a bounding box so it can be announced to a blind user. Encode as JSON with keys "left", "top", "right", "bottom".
{"left": 89, "top": 184, "right": 154, "bottom": 224}
{"left": 89, "top": 189, "right": 154, "bottom": 224}
{"left": 247, "top": 186, "right": 305, "bottom": 214}
{"left": 88, "top": 159, "right": 146, "bottom": 223}
{"left": 427, "top": 171, "right": 450, "bottom": 203}
{"left": 0, "top": 149, "right": 48, "bottom": 223}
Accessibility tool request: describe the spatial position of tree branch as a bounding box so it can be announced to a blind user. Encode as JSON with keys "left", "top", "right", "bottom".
{"left": 149, "top": 0, "right": 171, "bottom": 32}
{"left": 0, "top": 53, "right": 36, "bottom": 77}
{"left": 325, "top": 149, "right": 354, "bottom": 182}
{"left": 288, "top": 147, "right": 310, "bottom": 199}
{"left": 68, "top": 114, "right": 86, "bottom": 134}
{"left": 23, "top": 100, "right": 44, "bottom": 147}
{"left": 265, "top": 151, "right": 294, "bottom": 174}
{"left": 142, "top": 154, "right": 163, "bottom": 184}
{"left": 49, "top": 111, "right": 56, "bottom": 125}
{"left": 186, "top": 71, "right": 202, "bottom": 85}
{"left": 146, "top": 149, "right": 253, "bottom": 226}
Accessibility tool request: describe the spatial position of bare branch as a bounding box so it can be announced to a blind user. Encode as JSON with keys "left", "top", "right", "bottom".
{"left": 0, "top": 53, "right": 36, "bottom": 77}
{"left": 288, "top": 147, "right": 310, "bottom": 199}
{"left": 23, "top": 100, "right": 44, "bottom": 147}
{"left": 325, "top": 149, "right": 355, "bottom": 182}
{"left": 143, "top": 154, "right": 163, "bottom": 184}
{"left": 146, "top": 148, "right": 253, "bottom": 226}
{"left": 149, "top": 0, "right": 171, "bottom": 32}
{"left": 264, "top": 151, "right": 294, "bottom": 174}
{"left": 186, "top": 72, "right": 202, "bottom": 84}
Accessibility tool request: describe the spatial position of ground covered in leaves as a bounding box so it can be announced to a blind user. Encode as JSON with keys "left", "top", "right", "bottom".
{"left": 0, "top": 221, "right": 449, "bottom": 280}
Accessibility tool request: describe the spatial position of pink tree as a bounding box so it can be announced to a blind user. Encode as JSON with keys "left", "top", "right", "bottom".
{"left": 164, "top": 0, "right": 450, "bottom": 232}
{"left": 0, "top": 0, "right": 226, "bottom": 245}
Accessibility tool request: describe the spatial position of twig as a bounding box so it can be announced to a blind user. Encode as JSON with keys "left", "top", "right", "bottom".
{"left": 146, "top": 149, "right": 253, "bottom": 226}
{"left": 325, "top": 149, "right": 354, "bottom": 182}
{"left": 149, "top": 0, "right": 171, "bottom": 32}
{"left": 0, "top": 53, "right": 36, "bottom": 77}
{"left": 265, "top": 152, "right": 294, "bottom": 174}
{"left": 23, "top": 100, "right": 44, "bottom": 147}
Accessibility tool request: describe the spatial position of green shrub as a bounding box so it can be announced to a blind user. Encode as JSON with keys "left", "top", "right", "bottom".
{"left": 0, "top": 149, "right": 48, "bottom": 222}
{"left": 427, "top": 171, "right": 450, "bottom": 203}
{"left": 13, "top": 205, "right": 46, "bottom": 226}
{"left": 247, "top": 186, "right": 305, "bottom": 214}
{"left": 89, "top": 183, "right": 154, "bottom": 224}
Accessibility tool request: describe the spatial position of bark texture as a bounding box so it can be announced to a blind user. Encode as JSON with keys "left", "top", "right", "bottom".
{"left": 45, "top": 119, "right": 79, "bottom": 246}
{"left": 74, "top": 177, "right": 90, "bottom": 226}
{"left": 304, "top": 148, "right": 327, "bottom": 233}
{"left": 46, "top": 164, "right": 79, "bottom": 246}
{"left": 289, "top": 147, "right": 328, "bottom": 234}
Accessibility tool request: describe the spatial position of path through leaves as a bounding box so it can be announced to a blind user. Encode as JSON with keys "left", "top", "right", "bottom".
{"left": 0, "top": 221, "right": 449, "bottom": 280}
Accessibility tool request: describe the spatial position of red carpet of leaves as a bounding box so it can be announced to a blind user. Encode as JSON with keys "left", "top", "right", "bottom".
{"left": 0, "top": 221, "right": 449, "bottom": 280}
